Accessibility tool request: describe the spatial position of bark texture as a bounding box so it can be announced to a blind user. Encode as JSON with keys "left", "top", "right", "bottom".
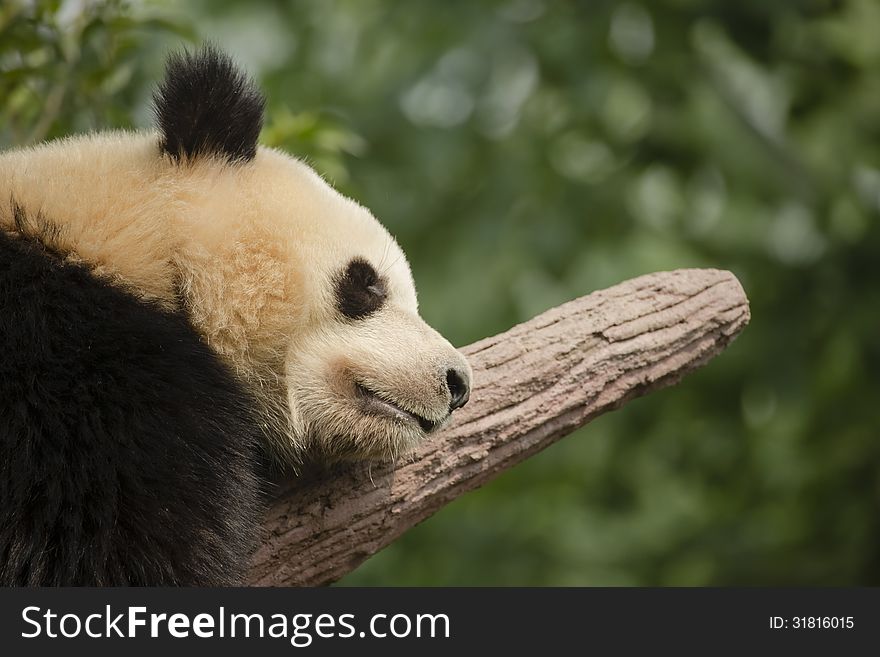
{"left": 248, "top": 268, "right": 750, "bottom": 586}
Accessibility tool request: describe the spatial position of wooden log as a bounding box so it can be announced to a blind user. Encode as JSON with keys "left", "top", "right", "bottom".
{"left": 248, "top": 268, "right": 750, "bottom": 586}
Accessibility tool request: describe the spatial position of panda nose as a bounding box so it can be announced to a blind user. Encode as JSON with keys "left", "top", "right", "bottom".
{"left": 446, "top": 367, "right": 470, "bottom": 412}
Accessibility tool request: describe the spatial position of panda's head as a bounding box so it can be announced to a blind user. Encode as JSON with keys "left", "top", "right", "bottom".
{"left": 151, "top": 47, "right": 472, "bottom": 461}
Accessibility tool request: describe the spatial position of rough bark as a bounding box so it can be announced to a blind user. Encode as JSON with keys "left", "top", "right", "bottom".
{"left": 248, "top": 268, "right": 750, "bottom": 586}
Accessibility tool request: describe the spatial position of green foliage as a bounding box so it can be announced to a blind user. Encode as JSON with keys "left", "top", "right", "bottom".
{"left": 4, "top": 0, "right": 878, "bottom": 585}
{"left": 0, "top": 0, "right": 194, "bottom": 145}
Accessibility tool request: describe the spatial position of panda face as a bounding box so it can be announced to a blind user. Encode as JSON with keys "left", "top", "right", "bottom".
{"left": 285, "top": 249, "right": 473, "bottom": 460}
{"left": 195, "top": 146, "right": 472, "bottom": 461}
{"left": 153, "top": 47, "right": 472, "bottom": 461}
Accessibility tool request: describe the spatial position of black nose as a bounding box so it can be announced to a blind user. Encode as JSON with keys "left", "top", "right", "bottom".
{"left": 446, "top": 368, "right": 470, "bottom": 412}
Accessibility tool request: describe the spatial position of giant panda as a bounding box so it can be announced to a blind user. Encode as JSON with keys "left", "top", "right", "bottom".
{"left": 0, "top": 46, "right": 471, "bottom": 586}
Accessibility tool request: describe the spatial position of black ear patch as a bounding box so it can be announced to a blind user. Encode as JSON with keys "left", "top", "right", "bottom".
{"left": 335, "top": 258, "right": 387, "bottom": 320}
{"left": 152, "top": 45, "right": 265, "bottom": 163}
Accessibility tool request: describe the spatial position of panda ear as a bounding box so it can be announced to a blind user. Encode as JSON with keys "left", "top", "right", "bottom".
{"left": 152, "top": 45, "right": 265, "bottom": 164}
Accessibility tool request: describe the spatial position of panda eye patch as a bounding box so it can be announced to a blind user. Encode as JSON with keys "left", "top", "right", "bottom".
{"left": 335, "top": 258, "right": 387, "bottom": 320}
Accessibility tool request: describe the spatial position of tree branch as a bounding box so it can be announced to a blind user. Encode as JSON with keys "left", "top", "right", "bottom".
{"left": 248, "top": 268, "right": 750, "bottom": 586}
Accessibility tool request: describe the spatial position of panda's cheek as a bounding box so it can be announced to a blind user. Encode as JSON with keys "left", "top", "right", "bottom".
{"left": 321, "top": 355, "right": 360, "bottom": 398}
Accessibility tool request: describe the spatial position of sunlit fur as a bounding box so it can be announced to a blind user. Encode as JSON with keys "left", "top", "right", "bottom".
{"left": 0, "top": 132, "right": 471, "bottom": 462}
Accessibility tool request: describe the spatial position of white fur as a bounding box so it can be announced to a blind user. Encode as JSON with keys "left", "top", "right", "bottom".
{"left": 0, "top": 131, "right": 471, "bottom": 460}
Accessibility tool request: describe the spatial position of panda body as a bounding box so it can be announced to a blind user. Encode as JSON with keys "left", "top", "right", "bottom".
{"left": 0, "top": 218, "right": 261, "bottom": 585}
{"left": 0, "top": 47, "right": 471, "bottom": 585}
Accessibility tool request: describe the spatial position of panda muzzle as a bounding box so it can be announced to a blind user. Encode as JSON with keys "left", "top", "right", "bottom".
{"left": 354, "top": 382, "right": 441, "bottom": 433}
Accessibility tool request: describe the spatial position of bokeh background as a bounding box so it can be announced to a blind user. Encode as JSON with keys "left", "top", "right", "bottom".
{"left": 2, "top": 0, "right": 878, "bottom": 585}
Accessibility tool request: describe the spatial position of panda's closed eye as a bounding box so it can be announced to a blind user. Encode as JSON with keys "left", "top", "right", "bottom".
{"left": 335, "top": 258, "right": 387, "bottom": 320}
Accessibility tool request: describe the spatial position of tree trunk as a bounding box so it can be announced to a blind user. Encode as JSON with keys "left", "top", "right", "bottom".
{"left": 248, "top": 268, "right": 750, "bottom": 586}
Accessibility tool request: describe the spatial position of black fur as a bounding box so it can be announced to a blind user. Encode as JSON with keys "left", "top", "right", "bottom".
{"left": 11, "top": 200, "right": 64, "bottom": 258}
{"left": 153, "top": 45, "right": 265, "bottom": 163}
{"left": 0, "top": 219, "right": 264, "bottom": 586}
{"left": 335, "top": 258, "right": 387, "bottom": 320}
